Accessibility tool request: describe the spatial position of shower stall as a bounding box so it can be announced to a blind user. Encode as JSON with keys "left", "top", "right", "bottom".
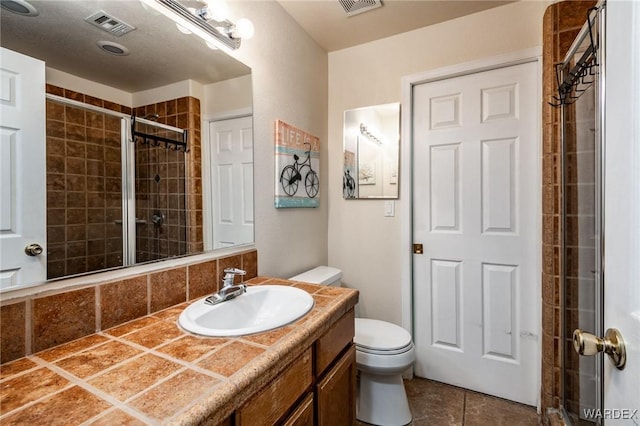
{"left": 45, "top": 94, "right": 189, "bottom": 280}
{"left": 557, "top": 4, "right": 605, "bottom": 424}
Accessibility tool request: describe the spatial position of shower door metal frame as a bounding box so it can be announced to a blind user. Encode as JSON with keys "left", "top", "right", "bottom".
{"left": 558, "top": 2, "right": 606, "bottom": 423}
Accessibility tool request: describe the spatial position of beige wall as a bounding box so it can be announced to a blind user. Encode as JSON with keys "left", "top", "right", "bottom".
{"left": 327, "top": 1, "right": 548, "bottom": 324}
{"left": 226, "top": 2, "right": 329, "bottom": 279}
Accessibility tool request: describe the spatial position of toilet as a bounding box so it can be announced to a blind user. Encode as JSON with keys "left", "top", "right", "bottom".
{"left": 289, "top": 266, "right": 415, "bottom": 426}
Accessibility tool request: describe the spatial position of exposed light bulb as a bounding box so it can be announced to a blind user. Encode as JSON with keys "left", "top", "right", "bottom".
{"left": 204, "top": 0, "right": 230, "bottom": 22}
{"left": 232, "top": 18, "right": 254, "bottom": 40}
{"left": 205, "top": 40, "right": 219, "bottom": 50}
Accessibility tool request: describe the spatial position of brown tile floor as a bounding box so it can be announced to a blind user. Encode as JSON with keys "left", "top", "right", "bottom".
{"left": 357, "top": 377, "right": 540, "bottom": 426}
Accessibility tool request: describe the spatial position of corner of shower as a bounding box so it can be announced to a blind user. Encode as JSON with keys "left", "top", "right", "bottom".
{"left": 128, "top": 114, "right": 190, "bottom": 265}
{"left": 555, "top": 2, "right": 606, "bottom": 425}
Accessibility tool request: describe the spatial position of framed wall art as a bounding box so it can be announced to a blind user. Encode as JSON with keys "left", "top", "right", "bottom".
{"left": 274, "top": 120, "right": 320, "bottom": 208}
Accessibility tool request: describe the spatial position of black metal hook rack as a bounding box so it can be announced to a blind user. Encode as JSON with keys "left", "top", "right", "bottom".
{"left": 131, "top": 116, "right": 189, "bottom": 152}
{"left": 549, "top": 7, "right": 600, "bottom": 108}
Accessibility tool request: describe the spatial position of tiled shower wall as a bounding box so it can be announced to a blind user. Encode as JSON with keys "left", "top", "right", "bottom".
{"left": 541, "top": 0, "right": 597, "bottom": 414}
{"left": 132, "top": 98, "right": 197, "bottom": 262}
{"left": 135, "top": 97, "right": 204, "bottom": 255}
{"left": 0, "top": 249, "right": 257, "bottom": 364}
{"left": 45, "top": 85, "right": 130, "bottom": 279}
{"left": 44, "top": 87, "right": 203, "bottom": 278}
{"left": 133, "top": 140, "right": 188, "bottom": 263}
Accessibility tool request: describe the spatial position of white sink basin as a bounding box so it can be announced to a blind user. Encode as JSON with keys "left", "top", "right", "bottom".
{"left": 178, "top": 285, "right": 314, "bottom": 336}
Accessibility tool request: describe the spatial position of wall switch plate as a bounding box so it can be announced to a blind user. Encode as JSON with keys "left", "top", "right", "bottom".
{"left": 384, "top": 200, "right": 395, "bottom": 217}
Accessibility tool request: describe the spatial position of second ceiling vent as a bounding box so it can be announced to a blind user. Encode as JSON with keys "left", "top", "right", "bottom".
{"left": 85, "top": 11, "right": 136, "bottom": 36}
{"left": 338, "top": 0, "right": 382, "bottom": 17}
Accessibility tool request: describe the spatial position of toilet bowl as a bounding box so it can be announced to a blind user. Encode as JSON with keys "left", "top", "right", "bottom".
{"left": 289, "top": 266, "right": 415, "bottom": 426}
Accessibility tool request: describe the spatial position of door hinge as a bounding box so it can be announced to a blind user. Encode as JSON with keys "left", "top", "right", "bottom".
{"left": 413, "top": 243, "right": 423, "bottom": 254}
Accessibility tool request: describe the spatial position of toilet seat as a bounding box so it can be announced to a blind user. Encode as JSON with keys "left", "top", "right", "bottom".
{"left": 355, "top": 318, "right": 412, "bottom": 353}
{"left": 356, "top": 343, "right": 413, "bottom": 356}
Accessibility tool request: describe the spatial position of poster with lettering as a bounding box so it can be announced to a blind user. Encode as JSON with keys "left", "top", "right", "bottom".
{"left": 274, "top": 120, "right": 320, "bottom": 208}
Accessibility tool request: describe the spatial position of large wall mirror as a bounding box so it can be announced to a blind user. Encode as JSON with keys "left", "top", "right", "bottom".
{"left": 343, "top": 103, "right": 400, "bottom": 199}
{"left": 0, "top": 0, "right": 253, "bottom": 290}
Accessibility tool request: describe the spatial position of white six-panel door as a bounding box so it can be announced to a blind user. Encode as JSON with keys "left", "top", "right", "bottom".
{"left": 412, "top": 61, "right": 539, "bottom": 405}
{"left": 208, "top": 116, "right": 254, "bottom": 249}
{"left": 0, "top": 48, "right": 46, "bottom": 289}
{"left": 602, "top": 0, "right": 640, "bottom": 420}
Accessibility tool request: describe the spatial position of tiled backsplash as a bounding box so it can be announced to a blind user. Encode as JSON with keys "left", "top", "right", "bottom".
{"left": 0, "top": 249, "right": 257, "bottom": 364}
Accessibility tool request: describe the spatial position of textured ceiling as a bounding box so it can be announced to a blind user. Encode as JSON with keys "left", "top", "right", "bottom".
{"left": 0, "top": 0, "right": 514, "bottom": 92}
{"left": 277, "top": 0, "right": 514, "bottom": 52}
{"left": 0, "top": 0, "right": 250, "bottom": 93}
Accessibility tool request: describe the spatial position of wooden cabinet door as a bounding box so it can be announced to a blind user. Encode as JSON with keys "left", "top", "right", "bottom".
{"left": 236, "top": 349, "right": 312, "bottom": 426}
{"left": 316, "top": 309, "right": 354, "bottom": 376}
{"left": 282, "top": 392, "right": 314, "bottom": 426}
{"left": 317, "top": 345, "right": 356, "bottom": 426}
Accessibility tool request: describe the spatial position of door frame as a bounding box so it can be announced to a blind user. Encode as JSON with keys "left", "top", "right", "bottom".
{"left": 400, "top": 47, "right": 542, "bottom": 406}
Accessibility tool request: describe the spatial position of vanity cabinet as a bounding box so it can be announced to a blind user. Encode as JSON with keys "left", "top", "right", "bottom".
{"left": 235, "top": 308, "right": 356, "bottom": 425}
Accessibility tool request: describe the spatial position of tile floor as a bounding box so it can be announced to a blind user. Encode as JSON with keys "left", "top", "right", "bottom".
{"left": 356, "top": 377, "right": 540, "bottom": 426}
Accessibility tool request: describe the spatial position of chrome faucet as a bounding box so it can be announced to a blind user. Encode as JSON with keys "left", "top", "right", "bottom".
{"left": 204, "top": 268, "right": 247, "bottom": 305}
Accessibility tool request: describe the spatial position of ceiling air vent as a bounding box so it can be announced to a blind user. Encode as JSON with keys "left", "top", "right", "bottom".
{"left": 85, "top": 11, "right": 136, "bottom": 37}
{"left": 338, "top": 0, "right": 382, "bottom": 17}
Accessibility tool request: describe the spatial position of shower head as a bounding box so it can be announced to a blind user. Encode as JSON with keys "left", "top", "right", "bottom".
{"left": 141, "top": 113, "right": 159, "bottom": 121}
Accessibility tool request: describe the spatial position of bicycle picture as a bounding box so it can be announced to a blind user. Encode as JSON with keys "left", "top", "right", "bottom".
{"left": 343, "top": 169, "right": 356, "bottom": 198}
{"left": 274, "top": 120, "right": 320, "bottom": 209}
{"left": 279, "top": 142, "right": 319, "bottom": 198}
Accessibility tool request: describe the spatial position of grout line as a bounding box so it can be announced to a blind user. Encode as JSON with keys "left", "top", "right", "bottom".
{"left": 146, "top": 273, "right": 151, "bottom": 315}
{"left": 462, "top": 390, "right": 467, "bottom": 425}
{"left": 34, "top": 357, "right": 158, "bottom": 425}
{"left": 25, "top": 298, "right": 32, "bottom": 356}
{"left": 95, "top": 285, "right": 101, "bottom": 332}
{"left": 107, "top": 332, "right": 232, "bottom": 382}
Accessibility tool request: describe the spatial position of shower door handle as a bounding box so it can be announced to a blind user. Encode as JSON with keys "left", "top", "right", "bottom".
{"left": 573, "top": 328, "right": 626, "bottom": 370}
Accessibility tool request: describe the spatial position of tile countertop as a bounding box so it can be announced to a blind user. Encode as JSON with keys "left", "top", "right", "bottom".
{"left": 0, "top": 277, "right": 359, "bottom": 426}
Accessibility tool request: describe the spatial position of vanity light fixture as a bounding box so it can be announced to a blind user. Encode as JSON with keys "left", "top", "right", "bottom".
{"left": 360, "top": 123, "right": 384, "bottom": 145}
{"left": 141, "top": 0, "right": 254, "bottom": 50}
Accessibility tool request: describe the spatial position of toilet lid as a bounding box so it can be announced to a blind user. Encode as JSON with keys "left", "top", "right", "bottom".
{"left": 354, "top": 318, "right": 413, "bottom": 352}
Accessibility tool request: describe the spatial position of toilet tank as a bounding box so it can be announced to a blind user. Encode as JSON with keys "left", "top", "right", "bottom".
{"left": 289, "top": 266, "right": 342, "bottom": 286}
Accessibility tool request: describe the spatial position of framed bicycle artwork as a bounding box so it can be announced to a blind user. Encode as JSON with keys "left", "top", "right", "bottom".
{"left": 274, "top": 120, "right": 320, "bottom": 208}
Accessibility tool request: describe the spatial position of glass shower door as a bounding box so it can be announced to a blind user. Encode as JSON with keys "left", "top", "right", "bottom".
{"left": 45, "top": 98, "right": 124, "bottom": 279}
{"left": 561, "top": 7, "right": 603, "bottom": 424}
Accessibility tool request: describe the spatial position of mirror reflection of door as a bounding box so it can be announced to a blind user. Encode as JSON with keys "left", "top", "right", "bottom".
{"left": 207, "top": 116, "right": 254, "bottom": 249}
{"left": 343, "top": 103, "right": 400, "bottom": 199}
{"left": 0, "top": 48, "right": 46, "bottom": 289}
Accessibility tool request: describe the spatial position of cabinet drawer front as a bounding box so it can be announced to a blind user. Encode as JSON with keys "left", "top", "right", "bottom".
{"left": 282, "top": 392, "right": 314, "bottom": 426}
{"left": 237, "top": 348, "right": 312, "bottom": 426}
{"left": 315, "top": 308, "right": 355, "bottom": 375}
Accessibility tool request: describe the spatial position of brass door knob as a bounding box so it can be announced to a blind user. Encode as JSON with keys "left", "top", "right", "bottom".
{"left": 573, "top": 328, "right": 626, "bottom": 370}
{"left": 24, "top": 243, "right": 43, "bottom": 257}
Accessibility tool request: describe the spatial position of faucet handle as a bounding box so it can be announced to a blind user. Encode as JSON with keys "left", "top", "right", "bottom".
{"left": 222, "top": 268, "right": 246, "bottom": 287}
